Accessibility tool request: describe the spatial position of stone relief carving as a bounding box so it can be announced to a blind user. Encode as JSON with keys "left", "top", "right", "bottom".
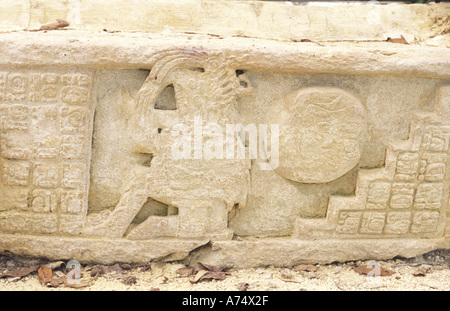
{"left": 0, "top": 70, "right": 93, "bottom": 235}
{"left": 0, "top": 62, "right": 448, "bottom": 244}
{"left": 0, "top": 50, "right": 448, "bottom": 267}
{"left": 294, "top": 85, "right": 450, "bottom": 239}
{"left": 82, "top": 50, "right": 253, "bottom": 241}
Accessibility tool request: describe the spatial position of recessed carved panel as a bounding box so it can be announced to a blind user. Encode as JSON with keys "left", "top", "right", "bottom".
{"left": 0, "top": 36, "right": 447, "bottom": 267}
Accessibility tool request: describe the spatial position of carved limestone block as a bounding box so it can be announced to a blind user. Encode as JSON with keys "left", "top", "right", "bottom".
{"left": 0, "top": 69, "right": 93, "bottom": 236}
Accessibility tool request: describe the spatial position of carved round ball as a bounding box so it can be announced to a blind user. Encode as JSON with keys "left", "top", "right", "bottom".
{"left": 269, "top": 86, "right": 367, "bottom": 183}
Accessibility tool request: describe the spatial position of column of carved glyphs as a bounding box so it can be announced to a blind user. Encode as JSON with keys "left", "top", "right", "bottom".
{"left": 0, "top": 70, "right": 93, "bottom": 236}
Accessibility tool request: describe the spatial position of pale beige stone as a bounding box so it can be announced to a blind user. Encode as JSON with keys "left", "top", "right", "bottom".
{"left": 1, "top": 1, "right": 448, "bottom": 43}
{"left": 0, "top": 1, "right": 448, "bottom": 267}
{"left": 294, "top": 86, "right": 450, "bottom": 240}
{"left": 268, "top": 86, "right": 366, "bottom": 183}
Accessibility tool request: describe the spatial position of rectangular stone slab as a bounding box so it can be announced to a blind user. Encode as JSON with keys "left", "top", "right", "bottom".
{"left": 0, "top": 32, "right": 448, "bottom": 78}
{"left": 0, "top": 235, "right": 444, "bottom": 267}
{"left": 0, "top": 1, "right": 449, "bottom": 267}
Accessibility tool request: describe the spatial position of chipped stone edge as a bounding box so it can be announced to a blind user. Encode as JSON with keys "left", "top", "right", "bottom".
{"left": 0, "top": 234, "right": 210, "bottom": 265}
{"left": 0, "top": 234, "right": 446, "bottom": 267}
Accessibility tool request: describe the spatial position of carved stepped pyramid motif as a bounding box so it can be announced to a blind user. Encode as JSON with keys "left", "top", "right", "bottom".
{"left": 0, "top": 0, "right": 448, "bottom": 267}
{"left": 294, "top": 85, "right": 450, "bottom": 240}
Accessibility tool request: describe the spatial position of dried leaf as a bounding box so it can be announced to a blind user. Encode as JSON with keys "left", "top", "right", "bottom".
{"left": 300, "top": 39, "right": 312, "bottom": 42}
{"left": 38, "top": 265, "right": 52, "bottom": 285}
{"left": 90, "top": 263, "right": 123, "bottom": 277}
{"left": 122, "top": 276, "right": 139, "bottom": 286}
{"left": 44, "top": 261, "right": 65, "bottom": 270}
{"left": 176, "top": 266, "right": 196, "bottom": 277}
{"left": 353, "top": 265, "right": 371, "bottom": 275}
{"left": 190, "top": 270, "right": 209, "bottom": 284}
{"left": 237, "top": 282, "right": 249, "bottom": 291}
{"left": 199, "top": 271, "right": 227, "bottom": 282}
{"left": 107, "top": 263, "right": 124, "bottom": 274}
{"left": 192, "top": 262, "right": 224, "bottom": 272}
{"left": 353, "top": 265, "right": 395, "bottom": 277}
{"left": 90, "top": 265, "right": 104, "bottom": 277}
{"left": 48, "top": 277, "right": 91, "bottom": 289}
{"left": 413, "top": 269, "right": 427, "bottom": 277}
{"left": 201, "top": 263, "right": 223, "bottom": 272}
{"left": 192, "top": 262, "right": 208, "bottom": 272}
{"left": 387, "top": 35, "right": 409, "bottom": 44}
{"left": 39, "top": 19, "right": 70, "bottom": 31}
{"left": 56, "top": 19, "right": 70, "bottom": 28}
{"left": 54, "top": 271, "right": 66, "bottom": 278}
{"left": 189, "top": 262, "right": 229, "bottom": 283}
{"left": 293, "top": 264, "right": 319, "bottom": 272}
{"left": 0, "top": 266, "right": 38, "bottom": 278}
{"left": 47, "top": 277, "right": 66, "bottom": 287}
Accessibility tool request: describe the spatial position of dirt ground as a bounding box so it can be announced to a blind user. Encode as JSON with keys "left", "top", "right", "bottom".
{"left": 0, "top": 249, "right": 449, "bottom": 291}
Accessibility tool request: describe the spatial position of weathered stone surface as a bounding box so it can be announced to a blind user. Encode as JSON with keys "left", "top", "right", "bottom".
{"left": 0, "top": 234, "right": 209, "bottom": 265}
{"left": 0, "top": 69, "right": 94, "bottom": 236}
{"left": 1, "top": 0, "right": 448, "bottom": 43}
{"left": 0, "top": 1, "right": 448, "bottom": 267}
{"left": 294, "top": 86, "right": 450, "bottom": 240}
{"left": 195, "top": 238, "right": 446, "bottom": 268}
{"left": 268, "top": 86, "right": 366, "bottom": 183}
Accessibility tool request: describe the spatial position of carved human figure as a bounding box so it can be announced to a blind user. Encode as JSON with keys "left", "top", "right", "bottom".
{"left": 83, "top": 49, "right": 253, "bottom": 240}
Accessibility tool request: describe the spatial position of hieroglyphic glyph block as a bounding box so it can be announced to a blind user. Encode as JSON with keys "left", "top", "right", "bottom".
{"left": 0, "top": 69, "right": 93, "bottom": 235}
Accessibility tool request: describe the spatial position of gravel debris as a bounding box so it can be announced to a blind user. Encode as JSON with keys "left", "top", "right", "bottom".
{"left": 0, "top": 249, "right": 449, "bottom": 291}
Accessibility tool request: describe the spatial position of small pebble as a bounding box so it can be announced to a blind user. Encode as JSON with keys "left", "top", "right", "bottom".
{"left": 300, "top": 271, "right": 318, "bottom": 279}
{"left": 6, "top": 261, "right": 15, "bottom": 268}
{"left": 281, "top": 269, "right": 293, "bottom": 279}
{"left": 255, "top": 269, "right": 265, "bottom": 274}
